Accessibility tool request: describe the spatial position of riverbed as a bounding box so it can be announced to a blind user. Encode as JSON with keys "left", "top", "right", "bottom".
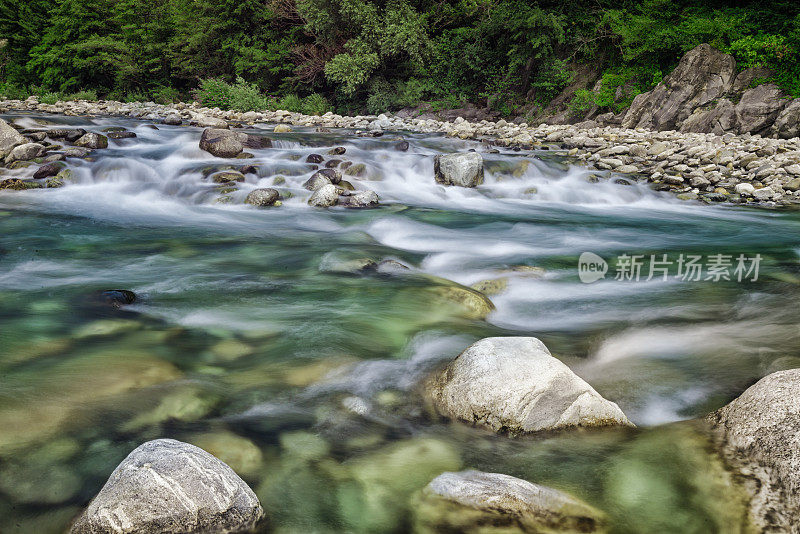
{"left": 2, "top": 111, "right": 800, "bottom": 533}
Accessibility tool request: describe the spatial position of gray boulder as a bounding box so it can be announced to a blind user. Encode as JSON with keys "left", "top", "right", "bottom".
{"left": 199, "top": 129, "right": 243, "bottom": 158}
{"left": 245, "top": 188, "right": 280, "bottom": 207}
{"left": 736, "top": 84, "right": 787, "bottom": 134}
{"left": 0, "top": 118, "right": 26, "bottom": 159}
{"left": 70, "top": 438, "right": 263, "bottom": 534}
{"left": 308, "top": 183, "right": 342, "bottom": 207}
{"left": 680, "top": 99, "right": 737, "bottom": 135}
{"left": 75, "top": 133, "right": 109, "bottom": 149}
{"left": 622, "top": 44, "right": 736, "bottom": 130}
{"left": 707, "top": 369, "right": 800, "bottom": 532}
{"left": 773, "top": 99, "right": 800, "bottom": 139}
{"left": 163, "top": 114, "right": 182, "bottom": 125}
{"left": 425, "top": 337, "right": 632, "bottom": 434}
{"left": 339, "top": 190, "right": 379, "bottom": 208}
{"left": 434, "top": 152, "right": 484, "bottom": 187}
{"left": 413, "top": 470, "right": 606, "bottom": 534}
{"left": 732, "top": 66, "right": 774, "bottom": 94}
{"left": 192, "top": 115, "right": 228, "bottom": 129}
{"left": 303, "top": 170, "right": 338, "bottom": 191}
{"left": 5, "top": 142, "right": 46, "bottom": 164}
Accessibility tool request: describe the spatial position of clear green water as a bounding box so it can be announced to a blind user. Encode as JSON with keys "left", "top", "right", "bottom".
{"left": 1, "top": 112, "right": 800, "bottom": 533}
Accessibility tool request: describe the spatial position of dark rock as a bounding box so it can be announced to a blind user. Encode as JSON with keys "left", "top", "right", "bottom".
{"left": 0, "top": 178, "right": 41, "bottom": 190}
{"left": 95, "top": 290, "right": 137, "bottom": 308}
{"left": 328, "top": 146, "right": 346, "bottom": 155}
{"left": 732, "top": 67, "right": 774, "bottom": 94}
{"left": 243, "top": 135, "right": 272, "bottom": 149}
{"left": 107, "top": 131, "right": 137, "bottom": 139}
{"left": 394, "top": 140, "right": 410, "bottom": 151}
{"left": 65, "top": 129, "right": 87, "bottom": 142}
{"left": 305, "top": 153, "right": 324, "bottom": 163}
{"left": 26, "top": 132, "right": 47, "bottom": 143}
{"left": 33, "top": 161, "right": 66, "bottom": 179}
{"left": 326, "top": 159, "right": 341, "bottom": 168}
{"left": 199, "top": 128, "right": 243, "bottom": 158}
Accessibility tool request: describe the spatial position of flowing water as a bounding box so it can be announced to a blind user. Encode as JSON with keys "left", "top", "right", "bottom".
{"left": 2, "top": 112, "right": 800, "bottom": 533}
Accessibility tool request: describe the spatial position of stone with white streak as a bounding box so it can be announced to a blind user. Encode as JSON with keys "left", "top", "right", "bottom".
{"left": 69, "top": 438, "right": 263, "bottom": 533}
{"left": 424, "top": 337, "right": 632, "bottom": 434}
{"left": 413, "top": 470, "right": 607, "bottom": 533}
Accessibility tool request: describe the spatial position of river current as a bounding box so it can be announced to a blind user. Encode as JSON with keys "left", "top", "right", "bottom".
{"left": 1, "top": 112, "right": 799, "bottom": 532}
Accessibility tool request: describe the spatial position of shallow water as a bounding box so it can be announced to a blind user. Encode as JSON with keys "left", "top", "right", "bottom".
{"left": 1, "top": 112, "right": 799, "bottom": 533}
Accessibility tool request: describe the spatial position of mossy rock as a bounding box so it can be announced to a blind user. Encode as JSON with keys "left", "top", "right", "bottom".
{"left": 344, "top": 163, "right": 367, "bottom": 177}
{"left": 470, "top": 277, "right": 509, "bottom": 296}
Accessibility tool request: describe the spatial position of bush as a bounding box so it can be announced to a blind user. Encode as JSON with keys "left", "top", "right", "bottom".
{"left": 123, "top": 91, "right": 147, "bottom": 102}
{"left": 276, "top": 94, "right": 302, "bottom": 113}
{"left": 726, "top": 33, "right": 800, "bottom": 97}
{"left": 151, "top": 86, "right": 181, "bottom": 104}
{"left": 227, "top": 77, "right": 269, "bottom": 111}
{"left": 39, "top": 91, "right": 61, "bottom": 104}
{"left": 195, "top": 78, "right": 233, "bottom": 109}
{"left": 300, "top": 93, "right": 332, "bottom": 115}
{"left": 66, "top": 89, "right": 99, "bottom": 101}
{"left": 0, "top": 83, "right": 30, "bottom": 100}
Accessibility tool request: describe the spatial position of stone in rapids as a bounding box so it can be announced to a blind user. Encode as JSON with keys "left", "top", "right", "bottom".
{"left": 425, "top": 337, "right": 632, "bottom": 434}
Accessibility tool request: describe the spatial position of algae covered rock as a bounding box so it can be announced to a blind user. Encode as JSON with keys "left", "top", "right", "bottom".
{"left": 413, "top": 470, "right": 607, "bottom": 533}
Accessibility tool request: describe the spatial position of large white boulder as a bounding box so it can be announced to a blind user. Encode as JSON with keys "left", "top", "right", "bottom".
{"left": 434, "top": 152, "right": 484, "bottom": 187}
{"left": 425, "top": 337, "right": 632, "bottom": 434}
{"left": 70, "top": 439, "right": 263, "bottom": 533}
{"left": 707, "top": 369, "right": 800, "bottom": 532}
{"left": 413, "top": 470, "right": 606, "bottom": 533}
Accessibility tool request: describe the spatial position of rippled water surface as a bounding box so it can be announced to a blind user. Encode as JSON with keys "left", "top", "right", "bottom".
{"left": 2, "top": 112, "right": 800, "bottom": 533}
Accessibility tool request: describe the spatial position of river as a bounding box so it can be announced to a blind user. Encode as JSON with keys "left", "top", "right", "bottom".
{"left": 1, "top": 112, "right": 800, "bottom": 532}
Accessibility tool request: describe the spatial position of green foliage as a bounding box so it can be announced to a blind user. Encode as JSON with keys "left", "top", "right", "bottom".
{"left": 0, "top": 83, "right": 30, "bottom": 100}
{"left": 2, "top": 0, "right": 800, "bottom": 112}
{"left": 301, "top": 93, "right": 332, "bottom": 115}
{"left": 277, "top": 94, "right": 303, "bottom": 113}
{"left": 39, "top": 91, "right": 61, "bottom": 104}
{"left": 66, "top": 89, "right": 98, "bottom": 101}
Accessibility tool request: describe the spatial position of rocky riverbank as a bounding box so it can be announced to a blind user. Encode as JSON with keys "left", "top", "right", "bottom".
{"left": 3, "top": 93, "right": 800, "bottom": 207}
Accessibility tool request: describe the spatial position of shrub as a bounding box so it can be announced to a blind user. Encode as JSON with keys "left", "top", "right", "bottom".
{"left": 726, "top": 34, "right": 800, "bottom": 97}
{"left": 195, "top": 78, "right": 232, "bottom": 109}
{"left": 0, "top": 83, "right": 29, "bottom": 100}
{"left": 276, "top": 94, "right": 303, "bottom": 113}
{"left": 124, "top": 91, "right": 147, "bottom": 103}
{"left": 39, "top": 91, "right": 61, "bottom": 104}
{"left": 300, "top": 93, "right": 332, "bottom": 115}
{"left": 227, "top": 77, "right": 269, "bottom": 111}
{"left": 66, "top": 89, "right": 99, "bottom": 101}
{"left": 151, "top": 86, "right": 181, "bottom": 104}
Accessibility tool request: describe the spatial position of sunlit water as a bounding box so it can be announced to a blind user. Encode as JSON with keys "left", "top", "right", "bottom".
{"left": 2, "top": 112, "right": 800, "bottom": 533}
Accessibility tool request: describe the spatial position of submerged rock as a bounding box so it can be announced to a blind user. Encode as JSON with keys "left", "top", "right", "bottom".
{"left": 245, "top": 188, "right": 280, "bottom": 207}
{"left": 425, "top": 337, "right": 632, "bottom": 434}
{"left": 93, "top": 289, "right": 137, "bottom": 308}
{"left": 70, "top": 439, "right": 263, "bottom": 534}
{"left": 707, "top": 369, "right": 800, "bottom": 532}
{"left": 434, "top": 152, "right": 484, "bottom": 187}
{"left": 413, "top": 470, "right": 606, "bottom": 534}
{"left": 199, "top": 128, "right": 243, "bottom": 158}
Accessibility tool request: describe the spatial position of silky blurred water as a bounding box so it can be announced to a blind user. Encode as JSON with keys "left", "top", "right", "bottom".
{"left": 1, "top": 112, "right": 799, "bottom": 533}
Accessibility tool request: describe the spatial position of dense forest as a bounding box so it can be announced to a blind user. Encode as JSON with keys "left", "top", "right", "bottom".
{"left": 1, "top": 0, "right": 800, "bottom": 116}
